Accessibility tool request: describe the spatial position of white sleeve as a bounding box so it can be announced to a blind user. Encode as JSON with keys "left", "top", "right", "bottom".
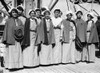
{"left": 60, "top": 22, "right": 64, "bottom": 37}
{"left": 70, "top": 22, "right": 76, "bottom": 39}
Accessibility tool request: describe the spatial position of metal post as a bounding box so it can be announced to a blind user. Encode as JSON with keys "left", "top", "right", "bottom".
{"left": 37, "top": 0, "right": 41, "bottom": 8}
{"left": 66, "top": 0, "right": 70, "bottom": 11}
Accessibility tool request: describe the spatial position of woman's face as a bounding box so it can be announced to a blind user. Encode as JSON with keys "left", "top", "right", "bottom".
{"left": 44, "top": 12, "right": 50, "bottom": 19}
{"left": 30, "top": 11, "right": 36, "bottom": 18}
{"left": 11, "top": 11, "right": 18, "bottom": 18}
{"left": 87, "top": 14, "right": 92, "bottom": 20}
{"left": 54, "top": 11, "right": 60, "bottom": 18}
{"left": 67, "top": 13, "right": 72, "bottom": 20}
{"left": 77, "top": 13, "right": 82, "bottom": 19}
{"left": 17, "top": 9, "right": 23, "bottom": 15}
{"left": 36, "top": 11, "right": 41, "bottom": 17}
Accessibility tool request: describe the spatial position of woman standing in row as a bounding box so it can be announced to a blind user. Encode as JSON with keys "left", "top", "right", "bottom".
{"left": 2, "top": 8, "right": 24, "bottom": 69}
{"left": 52, "top": 9, "right": 62, "bottom": 64}
{"left": 61, "top": 11, "right": 76, "bottom": 64}
{"left": 75, "top": 11, "right": 87, "bottom": 62}
{"left": 22, "top": 10, "right": 39, "bottom": 67}
{"left": 85, "top": 13, "right": 99, "bottom": 63}
{"left": 36, "top": 10, "right": 55, "bottom": 65}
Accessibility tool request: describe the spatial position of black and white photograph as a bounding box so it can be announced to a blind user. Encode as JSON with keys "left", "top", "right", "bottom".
{"left": 0, "top": 0, "right": 100, "bottom": 73}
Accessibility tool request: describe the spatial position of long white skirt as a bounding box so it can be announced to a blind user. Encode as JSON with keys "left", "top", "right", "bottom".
{"left": 88, "top": 44, "right": 95, "bottom": 62}
{"left": 40, "top": 44, "right": 52, "bottom": 65}
{"left": 53, "top": 29, "right": 62, "bottom": 64}
{"left": 82, "top": 32, "right": 96, "bottom": 62}
{"left": 62, "top": 39, "right": 76, "bottom": 63}
{"left": 82, "top": 44, "right": 95, "bottom": 62}
{"left": 23, "top": 32, "right": 39, "bottom": 67}
{"left": 5, "top": 41, "right": 23, "bottom": 69}
{"left": 76, "top": 50, "right": 82, "bottom": 62}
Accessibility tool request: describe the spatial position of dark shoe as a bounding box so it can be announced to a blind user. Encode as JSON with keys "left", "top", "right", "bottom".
{"left": 86, "top": 61, "right": 94, "bottom": 64}
{"left": 1, "top": 57, "right": 4, "bottom": 67}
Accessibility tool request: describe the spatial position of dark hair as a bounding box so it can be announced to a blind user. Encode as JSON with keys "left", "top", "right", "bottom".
{"left": 54, "top": 9, "right": 61, "bottom": 13}
{"left": 76, "top": 11, "right": 83, "bottom": 15}
{"left": 87, "top": 14, "right": 94, "bottom": 19}
{"left": 10, "top": 8, "right": 18, "bottom": 17}
{"left": 35, "top": 8, "right": 41, "bottom": 13}
{"left": 41, "top": 7, "right": 47, "bottom": 12}
{"left": 17, "top": 6, "right": 24, "bottom": 12}
{"left": 66, "top": 13, "right": 73, "bottom": 16}
{"left": 43, "top": 10, "right": 50, "bottom": 15}
{"left": 29, "top": 10, "right": 36, "bottom": 15}
{"left": 97, "top": 16, "right": 100, "bottom": 20}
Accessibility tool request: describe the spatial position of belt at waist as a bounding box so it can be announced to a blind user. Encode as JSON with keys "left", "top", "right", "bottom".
{"left": 47, "top": 31, "right": 49, "bottom": 33}
{"left": 30, "top": 30, "right": 36, "bottom": 32}
{"left": 54, "top": 27, "right": 61, "bottom": 29}
{"left": 87, "top": 31, "right": 90, "bottom": 32}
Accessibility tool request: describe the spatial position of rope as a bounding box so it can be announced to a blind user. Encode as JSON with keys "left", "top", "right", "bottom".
{"left": 71, "top": 0, "right": 77, "bottom": 13}
{"left": 78, "top": 4, "right": 89, "bottom": 12}
{"left": 48, "top": 0, "right": 53, "bottom": 9}
{"left": 78, "top": 2, "right": 99, "bottom": 16}
{"left": 93, "top": 9, "right": 100, "bottom": 16}
{"left": 49, "top": 0, "right": 59, "bottom": 11}
{"left": 0, "top": 0, "right": 9, "bottom": 12}
{"left": 66, "top": 0, "right": 70, "bottom": 11}
{"left": 1, "top": 1, "right": 12, "bottom": 10}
